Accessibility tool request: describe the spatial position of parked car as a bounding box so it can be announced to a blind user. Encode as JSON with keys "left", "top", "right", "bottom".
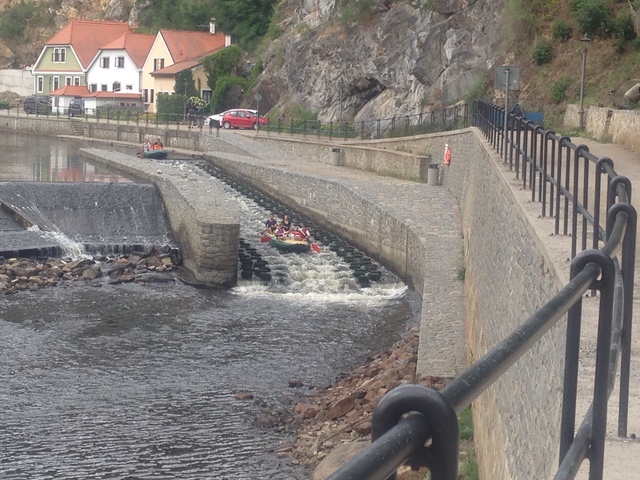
{"left": 68, "top": 98, "right": 85, "bottom": 117}
{"left": 204, "top": 109, "right": 257, "bottom": 127}
{"left": 221, "top": 109, "right": 268, "bottom": 130}
{"left": 23, "top": 95, "right": 51, "bottom": 114}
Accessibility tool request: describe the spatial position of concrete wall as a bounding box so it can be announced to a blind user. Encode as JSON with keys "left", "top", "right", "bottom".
{"left": 81, "top": 148, "right": 240, "bottom": 287}
{"left": 0, "top": 69, "right": 33, "bottom": 97}
{"left": 564, "top": 104, "right": 640, "bottom": 155}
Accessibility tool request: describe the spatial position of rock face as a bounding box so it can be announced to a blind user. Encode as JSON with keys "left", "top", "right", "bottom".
{"left": 256, "top": 0, "right": 506, "bottom": 122}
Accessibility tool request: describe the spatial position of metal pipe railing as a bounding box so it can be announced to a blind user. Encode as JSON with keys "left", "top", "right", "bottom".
{"left": 330, "top": 101, "right": 636, "bottom": 480}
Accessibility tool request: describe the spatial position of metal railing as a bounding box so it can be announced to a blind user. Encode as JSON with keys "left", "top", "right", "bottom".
{"left": 330, "top": 101, "right": 636, "bottom": 480}
{"left": 0, "top": 103, "right": 469, "bottom": 140}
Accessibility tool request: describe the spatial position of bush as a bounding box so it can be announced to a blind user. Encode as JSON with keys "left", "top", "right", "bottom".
{"left": 551, "top": 76, "right": 572, "bottom": 103}
{"left": 0, "top": 2, "right": 36, "bottom": 40}
{"left": 552, "top": 19, "right": 573, "bottom": 41}
{"left": 533, "top": 40, "right": 554, "bottom": 65}
{"left": 575, "top": 0, "right": 614, "bottom": 38}
{"left": 0, "top": 100, "right": 11, "bottom": 110}
{"left": 633, "top": 38, "right": 640, "bottom": 51}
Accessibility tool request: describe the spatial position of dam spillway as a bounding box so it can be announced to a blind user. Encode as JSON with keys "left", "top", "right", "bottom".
{"left": 0, "top": 182, "right": 175, "bottom": 257}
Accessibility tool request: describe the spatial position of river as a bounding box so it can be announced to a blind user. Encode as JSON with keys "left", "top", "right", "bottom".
{"left": 0, "top": 132, "right": 420, "bottom": 478}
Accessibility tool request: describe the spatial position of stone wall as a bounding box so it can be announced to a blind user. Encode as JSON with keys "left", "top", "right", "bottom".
{"left": 0, "top": 69, "right": 33, "bottom": 97}
{"left": 81, "top": 148, "right": 240, "bottom": 287}
{"left": 437, "top": 130, "right": 566, "bottom": 480}
{"left": 245, "top": 130, "right": 568, "bottom": 480}
{"left": 564, "top": 104, "right": 640, "bottom": 155}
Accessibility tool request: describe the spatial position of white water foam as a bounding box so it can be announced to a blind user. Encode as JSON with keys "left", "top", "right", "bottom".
{"left": 170, "top": 161, "right": 409, "bottom": 304}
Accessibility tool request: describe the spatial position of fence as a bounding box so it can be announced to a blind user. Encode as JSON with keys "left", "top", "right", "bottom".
{"left": 2, "top": 103, "right": 469, "bottom": 140}
{"left": 329, "top": 101, "right": 636, "bottom": 479}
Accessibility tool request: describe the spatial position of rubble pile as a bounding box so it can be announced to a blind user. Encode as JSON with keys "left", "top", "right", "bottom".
{"left": 0, "top": 249, "right": 179, "bottom": 294}
{"left": 278, "top": 325, "right": 451, "bottom": 471}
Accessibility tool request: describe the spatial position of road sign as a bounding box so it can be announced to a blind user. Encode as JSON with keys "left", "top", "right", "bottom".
{"left": 254, "top": 93, "right": 262, "bottom": 102}
{"left": 495, "top": 66, "right": 520, "bottom": 90}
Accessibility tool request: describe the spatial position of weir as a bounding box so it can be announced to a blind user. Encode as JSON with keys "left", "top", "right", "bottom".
{"left": 0, "top": 182, "right": 175, "bottom": 257}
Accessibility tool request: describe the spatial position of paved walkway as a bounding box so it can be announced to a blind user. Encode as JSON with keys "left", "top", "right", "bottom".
{"left": 568, "top": 137, "right": 640, "bottom": 480}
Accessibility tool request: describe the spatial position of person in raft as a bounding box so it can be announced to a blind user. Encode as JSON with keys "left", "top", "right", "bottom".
{"left": 281, "top": 214, "right": 292, "bottom": 232}
{"left": 265, "top": 213, "right": 277, "bottom": 234}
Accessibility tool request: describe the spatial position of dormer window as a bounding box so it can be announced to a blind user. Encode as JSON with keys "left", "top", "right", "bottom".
{"left": 100, "top": 57, "right": 110, "bottom": 68}
{"left": 52, "top": 48, "right": 66, "bottom": 63}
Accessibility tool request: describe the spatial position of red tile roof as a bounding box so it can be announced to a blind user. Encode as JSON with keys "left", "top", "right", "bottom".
{"left": 101, "top": 33, "right": 155, "bottom": 68}
{"left": 159, "top": 29, "right": 227, "bottom": 64}
{"left": 49, "top": 85, "right": 91, "bottom": 97}
{"left": 47, "top": 20, "right": 136, "bottom": 68}
{"left": 49, "top": 85, "right": 142, "bottom": 100}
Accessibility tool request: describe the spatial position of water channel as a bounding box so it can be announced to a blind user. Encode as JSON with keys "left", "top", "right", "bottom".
{"left": 0, "top": 132, "right": 420, "bottom": 478}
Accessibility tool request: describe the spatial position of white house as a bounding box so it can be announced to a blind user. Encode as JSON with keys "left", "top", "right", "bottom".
{"left": 85, "top": 32, "right": 155, "bottom": 98}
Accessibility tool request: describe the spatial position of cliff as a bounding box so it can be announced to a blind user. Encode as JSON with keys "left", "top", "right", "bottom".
{"left": 254, "top": 0, "right": 506, "bottom": 122}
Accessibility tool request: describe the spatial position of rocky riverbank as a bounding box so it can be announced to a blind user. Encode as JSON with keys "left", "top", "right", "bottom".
{"left": 0, "top": 249, "right": 180, "bottom": 294}
{"left": 274, "top": 324, "right": 452, "bottom": 478}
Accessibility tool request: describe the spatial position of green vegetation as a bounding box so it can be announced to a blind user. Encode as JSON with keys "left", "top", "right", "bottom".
{"left": 552, "top": 19, "right": 573, "bottom": 41}
{"left": 137, "top": 0, "right": 277, "bottom": 48}
{"left": 202, "top": 46, "right": 247, "bottom": 111}
{"left": 156, "top": 92, "right": 188, "bottom": 118}
{"left": 338, "top": 0, "right": 377, "bottom": 28}
{"left": 551, "top": 76, "right": 572, "bottom": 103}
{"left": 533, "top": 39, "right": 554, "bottom": 65}
{"left": 0, "top": 1, "right": 37, "bottom": 40}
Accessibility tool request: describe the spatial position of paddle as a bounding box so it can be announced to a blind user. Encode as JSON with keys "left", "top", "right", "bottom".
{"left": 260, "top": 236, "right": 271, "bottom": 243}
{"left": 311, "top": 243, "right": 321, "bottom": 253}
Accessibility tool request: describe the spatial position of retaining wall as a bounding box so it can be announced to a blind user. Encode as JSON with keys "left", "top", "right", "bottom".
{"left": 81, "top": 148, "right": 240, "bottom": 287}
{"left": 0, "top": 69, "right": 33, "bottom": 97}
{"left": 564, "top": 104, "right": 640, "bottom": 155}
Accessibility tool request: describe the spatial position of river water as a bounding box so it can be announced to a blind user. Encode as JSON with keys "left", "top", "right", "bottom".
{"left": 0, "top": 132, "right": 420, "bottom": 478}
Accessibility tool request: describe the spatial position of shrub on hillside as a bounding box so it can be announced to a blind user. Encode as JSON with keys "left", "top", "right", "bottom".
{"left": 613, "top": 13, "right": 637, "bottom": 52}
{"left": 551, "top": 77, "right": 572, "bottom": 103}
{"left": 0, "top": 100, "right": 11, "bottom": 110}
{"left": 552, "top": 19, "right": 573, "bottom": 41}
{"left": 575, "top": 0, "right": 614, "bottom": 38}
{"left": 533, "top": 40, "right": 554, "bottom": 65}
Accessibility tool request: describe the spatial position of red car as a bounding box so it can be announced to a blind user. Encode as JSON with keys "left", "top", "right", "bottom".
{"left": 221, "top": 109, "right": 268, "bottom": 130}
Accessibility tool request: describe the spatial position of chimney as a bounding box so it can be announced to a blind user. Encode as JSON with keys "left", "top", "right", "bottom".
{"left": 225, "top": 34, "right": 232, "bottom": 47}
{"left": 209, "top": 18, "right": 216, "bottom": 35}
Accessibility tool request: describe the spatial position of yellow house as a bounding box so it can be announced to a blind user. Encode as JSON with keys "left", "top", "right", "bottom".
{"left": 141, "top": 19, "right": 231, "bottom": 113}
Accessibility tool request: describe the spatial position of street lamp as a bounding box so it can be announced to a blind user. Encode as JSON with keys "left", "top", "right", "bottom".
{"left": 579, "top": 33, "right": 591, "bottom": 129}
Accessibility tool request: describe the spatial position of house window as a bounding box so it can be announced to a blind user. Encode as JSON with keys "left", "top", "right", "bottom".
{"left": 143, "top": 89, "right": 148, "bottom": 103}
{"left": 65, "top": 76, "right": 72, "bottom": 86}
{"left": 126, "top": 85, "right": 133, "bottom": 91}
{"left": 74, "top": 77, "right": 80, "bottom": 86}
{"left": 89, "top": 84, "right": 97, "bottom": 93}
{"left": 116, "top": 56, "right": 125, "bottom": 68}
{"left": 100, "top": 57, "right": 110, "bottom": 68}
{"left": 53, "top": 48, "right": 66, "bottom": 63}
{"left": 112, "top": 81, "right": 121, "bottom": 92}
{"left": 153, "top": 58, "right": 164, "bottom": 71}
{"left": 37, "top": 76, "right": 44, "bottom": 93}
{"left": 202, "top": 89, "right": 212, "bottom": 105}
{"left": 53, "top": 76, "right": 60, "bottom": 91}
{"left": 150, "top": 89, "right": 154, "bottom": 103}
{"left": 101, "top": 84, "right": 107, "bottom": 91}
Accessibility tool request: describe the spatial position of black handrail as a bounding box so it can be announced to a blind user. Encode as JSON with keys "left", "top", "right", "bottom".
{"left": 330, "top": 101, "right": 636, "bottom": 480}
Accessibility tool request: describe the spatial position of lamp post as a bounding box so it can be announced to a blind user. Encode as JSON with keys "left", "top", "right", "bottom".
{"left": 578, "top": 34, "right": 591, "bottom": 129}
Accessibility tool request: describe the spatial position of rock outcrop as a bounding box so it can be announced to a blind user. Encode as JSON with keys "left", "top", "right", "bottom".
{"left": 256, "top": 0, "right": 506, "bottom": 122}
